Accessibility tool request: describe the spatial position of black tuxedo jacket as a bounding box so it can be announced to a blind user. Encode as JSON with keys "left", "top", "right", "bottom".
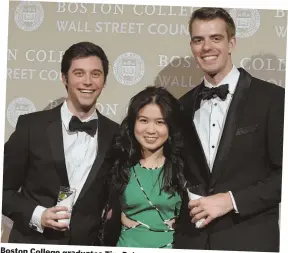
{"left": 2, "top": 104, "right": 119, "bottom": 245}
{"left": 174, "top": 68, "right": 284, "bottom": 252}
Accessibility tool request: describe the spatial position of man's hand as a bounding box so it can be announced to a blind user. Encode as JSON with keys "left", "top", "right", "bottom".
{"left": 188, "top": 192, "right": 233, "bottom": 228}
{"left": 41, "top": 206, "right": 70, "bottom": 231}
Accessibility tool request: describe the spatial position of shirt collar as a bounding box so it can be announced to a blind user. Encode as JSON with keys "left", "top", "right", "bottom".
{"left": 61, "top": 100, "right": 98, "bottom": 132}
{"left": 203, "top": 65, "right": 240, "bottom": 95}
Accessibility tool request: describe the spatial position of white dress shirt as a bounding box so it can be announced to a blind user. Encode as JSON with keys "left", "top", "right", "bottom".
{"left": 194, "top": 65, "right": 239, "bottom": 212}
{"left": 30, "top": 100, "right": 98, "bottom": 232}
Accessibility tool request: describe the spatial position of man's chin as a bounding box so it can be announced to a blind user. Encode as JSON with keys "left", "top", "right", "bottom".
{"left": 203, "top": 69, "right": 217, "bottom": 78}
{"left": 79, "top": 102, "right": 97, "bottom": 112}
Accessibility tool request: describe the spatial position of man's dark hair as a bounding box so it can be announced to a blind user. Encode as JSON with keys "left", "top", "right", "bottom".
{"left": 188, "top": 7, "right": 236, "bottom": 39}
{"left": 61, "top": 41, "right": 109, "bottom": 83}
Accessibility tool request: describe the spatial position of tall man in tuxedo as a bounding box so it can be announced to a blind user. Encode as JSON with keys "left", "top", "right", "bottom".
{"left": 174, "top": 7, "right": 284, "bottom": 252}
{"left": 2, "top": 42, "right": 119, "bottom": 245}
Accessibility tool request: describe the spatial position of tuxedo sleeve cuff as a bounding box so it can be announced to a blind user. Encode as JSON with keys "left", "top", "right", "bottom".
{"left": 229, "top": 191, "right": 239, "bottom": 213}
{"left": 29, "top": 206, "right": 46, "bottom": 233}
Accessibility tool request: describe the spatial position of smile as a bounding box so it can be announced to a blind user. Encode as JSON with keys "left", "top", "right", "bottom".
{"left": 202, "top": 55, "right": 217, "bottom": 61}
{"left": 79, "top": 89, "right": 95, "bottom": 94}
{"left": 144, "top": 137, "right": 157, "bottom": 142}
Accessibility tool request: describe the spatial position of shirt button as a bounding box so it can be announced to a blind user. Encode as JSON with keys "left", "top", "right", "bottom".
{"left": 212, "top": 124, "right": 215, "bottom": 127}
{"left": 212, "top": 145, "right": 215, "bottom": 148}
{"left": 214, "top": 103, "right": 217, "bottom": 106}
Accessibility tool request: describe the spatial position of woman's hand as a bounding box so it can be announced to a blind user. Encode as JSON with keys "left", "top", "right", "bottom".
{"left": 121, "top": 212, "right": 140, "bottom": 228}
{"left": 106, "top": 209, "right": 112, "bottom": 220}
{"left": 164, "top": 218, "right": 176, "bottom": 229}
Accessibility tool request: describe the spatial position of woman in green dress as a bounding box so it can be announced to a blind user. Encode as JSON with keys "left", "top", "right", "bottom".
{"left": 101, "top": 86, "right": 187, "bottom": 248}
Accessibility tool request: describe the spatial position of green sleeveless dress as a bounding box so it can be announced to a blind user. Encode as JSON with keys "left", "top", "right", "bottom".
{"left": 117, "top": 163, "right": 182, "bottom": 248}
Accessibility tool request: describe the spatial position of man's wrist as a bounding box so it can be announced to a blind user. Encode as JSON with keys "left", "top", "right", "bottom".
{"left": 29, "top": 206, "right": 47, "bottom": 233}
{"left": 228, "top": 191, "right": 239, "bottom": 213}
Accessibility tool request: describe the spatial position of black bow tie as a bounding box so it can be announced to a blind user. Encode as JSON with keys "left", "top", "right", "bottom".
{"left": 69, "top": 116, "right": 98, "bottom": 136}
{"left": 199, "top": 84, "right": 229, "bottom": 101}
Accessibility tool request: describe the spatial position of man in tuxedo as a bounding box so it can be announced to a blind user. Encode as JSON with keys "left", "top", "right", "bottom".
{"left": 2, "top": 42, "right": 119, "bottom": 245}
{"left": 174, "top": 7, "right": 284, "bottom": 252}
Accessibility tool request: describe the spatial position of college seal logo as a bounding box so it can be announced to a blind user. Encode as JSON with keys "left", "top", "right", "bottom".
{"left": 14, "top": 2, "right": 44, "bottom": 31}
{"left": 7, "top": 97, "right": 36, "bottom": 128}
{"left": 113, "top": 52, "right": 145, "bottom": 86}
{"left": 229, "top": 9, "right": 260, "bottom": 38}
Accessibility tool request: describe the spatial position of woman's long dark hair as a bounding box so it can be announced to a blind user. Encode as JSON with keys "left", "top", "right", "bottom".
{"left": 110, "top": 86, "right": 186, "bottom": 196}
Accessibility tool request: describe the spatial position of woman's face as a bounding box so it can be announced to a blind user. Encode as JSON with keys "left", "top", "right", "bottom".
{"left": 134, "top": 103, "right": 169, "bottom": 156}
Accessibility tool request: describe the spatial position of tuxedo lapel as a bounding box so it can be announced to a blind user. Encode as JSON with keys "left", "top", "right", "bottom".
{"left": 77, "top": 112, "right": 112, "bottom": 200}
{"left": 210, "top": 68, "right": 252, "bottom": 188}
{"left": 46, "top": 104, "right": 70, "bottom": 187}
{"left": 183, "top": 82, "right": 210, "bottom": 185}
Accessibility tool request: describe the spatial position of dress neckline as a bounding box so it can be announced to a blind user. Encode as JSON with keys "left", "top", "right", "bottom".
{"left": 138, "top": 162, "right": 163, "bottom": 170}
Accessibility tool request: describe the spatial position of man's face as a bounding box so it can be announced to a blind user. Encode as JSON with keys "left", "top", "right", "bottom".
{"left": 190, "top": 18, "right": 236, "bottom": 82}
{"left": 62, "top": 56, "right": 105, "bottom": 115}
